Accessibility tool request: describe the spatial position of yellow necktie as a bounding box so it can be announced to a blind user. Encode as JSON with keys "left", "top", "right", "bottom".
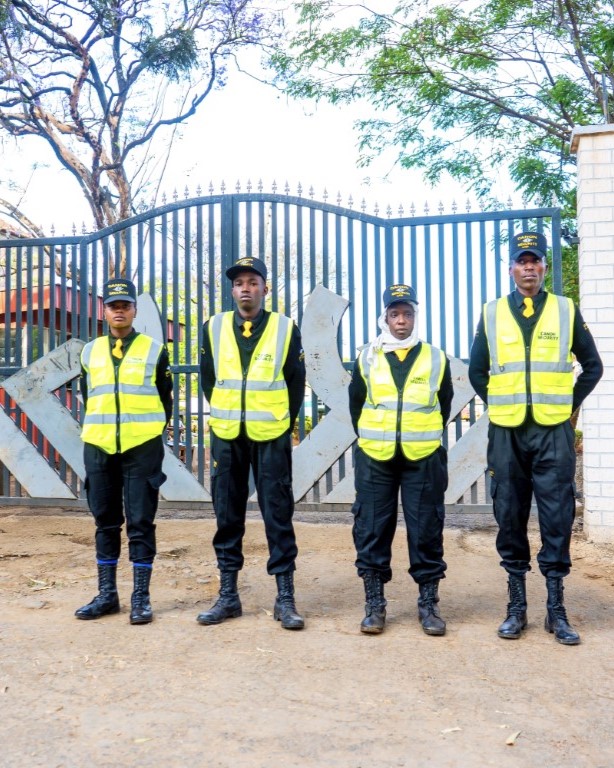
{"left": 242, "top": 321, "right": 253, "bottom": 338}
{"left": 395, "top": 349, "right": 409, "bottom": 362}
{"left": 112, "top": 338, "right": 123, "bottom": 359}
{"left": 522, "top": 297, "right": 535, "bottom": 318}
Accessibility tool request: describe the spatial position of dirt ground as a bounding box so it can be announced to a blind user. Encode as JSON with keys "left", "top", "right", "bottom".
{"left": 1, "top": 510, "right": 614, "bottom": 768}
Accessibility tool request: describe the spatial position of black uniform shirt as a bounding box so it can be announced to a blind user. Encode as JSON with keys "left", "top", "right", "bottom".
{"left": 348, "top": 341, "right": 454, "bottom": 436}
{"left": 80, "top": 330, "right": 173, "bottom": 423}
{"left": 468, "top": 289, "right": 603, "bottom": 415}
{"left": 200, "top": 309, "right": 306, "bottom": 431}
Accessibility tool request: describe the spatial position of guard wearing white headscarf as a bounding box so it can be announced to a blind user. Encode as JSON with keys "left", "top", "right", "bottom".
{"left": 348, "top": 284, "right": 453, "bottom": 635}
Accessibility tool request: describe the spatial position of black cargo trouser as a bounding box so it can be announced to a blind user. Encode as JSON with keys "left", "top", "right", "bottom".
{"left": 84, "top": 436, "right": 167, "bottom": 564}
{"left": 351, "top": 445, "right": 448, "bottom": 584}
{"left": 487, "top": 419, "right": 576, "bottom": 578}
{"left": 210, "top": 430, "right": 298, "bottom": 574}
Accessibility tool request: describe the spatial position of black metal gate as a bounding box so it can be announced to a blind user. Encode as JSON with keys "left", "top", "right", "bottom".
{"left": 0, "top": 192, "right": 562, "bottom": 503}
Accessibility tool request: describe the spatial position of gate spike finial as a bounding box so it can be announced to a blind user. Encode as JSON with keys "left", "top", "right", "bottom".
{"left": 348, "top": 194, "right": 354, "bottom": 209}
{"left": 309, "top": 185, "right": 315, "bottom": 199}
{"left": 297, "top": 182, "right": 303, "bottom": 197}
{"left": 284, "top": 181, "right": 290, "bottom": 195}
{"left": 361, "top": 198, "right": 366, "bottom": 212}
{"left": 235, "top": 180, "right": 241, "bottom": 193}
{"left": 323, "top": 187, "right": 328, "bottom": 202}
{"left": 438, "top": 200, "right": 444, "bottom": 214}
{"left": 184, "top": 185, "right": 189, "bottom": 199}
{"left": 386, "top": 204, "right": 392, "bottom": 218}
{"left": 247, "top": 179, "right": 252, "bottom": 192}
{"left": 208, "top": 181, "right": 214, "bottom": 195}
{"left": 424, "top": 201, "right": 430, "bottom": 215}
{"left": 507, "top": 196, "right": 513, "bottom": 210}
{"left": 336, "top": 191, "right": 342, "bottom": 206}
{"left": 258, "top": 178, "right": 263, "bottom": 192}
{"left": 173, "top": 188, "right": 178, "bottom": 202}
{"left": 466, "top": 198, "right": 471, "bottom": 213}
{"left": 196, "top": 184, "right": 202, "bottom": 196}
{"left": 162, "top": 192, "right": 167, "bottom": 205}
{"left": 374, "top": 201, "right": 379, "bottom": 215}
{"left": 451, "top": 199, "right": 458, "bottom": 213}
{"left": 410, "top": 202, "right": 416, "bottom": 217}
{"left": 272, "top": 179, "right": 277, "bottom": 193}
{"left": 398, "top": 204, "right": 404, "bottom": 216}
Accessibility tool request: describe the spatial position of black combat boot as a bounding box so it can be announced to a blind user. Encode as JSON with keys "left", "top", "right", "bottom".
{"left": 360, "top": 571, "right": 386, "bottom": 634}
{"left": 75, "top": 563, "right": 120, "bottom": 620}
{"left": 497, "top": 574, "right": 528, "bottom": 639}
{"left": 274, "top": 571, "right": 305, "bottom": 630}
{"left": 130, "top": 566, "right": 153, "bottom": 625}
{"left": 196, "top": 571, "right": 242, "bottom": 625}
{"left": 418, "top": 580, "right": 446, "bottom": 636}
{"left": 545, "top": 576, "right": 581, "bottom": 645}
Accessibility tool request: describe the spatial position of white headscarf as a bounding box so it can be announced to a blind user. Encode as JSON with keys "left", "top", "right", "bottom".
{"left": 365, "top": 303, "right": 420, "bottom": 366}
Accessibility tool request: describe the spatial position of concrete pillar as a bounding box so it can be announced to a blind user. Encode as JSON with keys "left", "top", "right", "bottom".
{"left": 570, "top": 125, "right": 614, "bottom": 543}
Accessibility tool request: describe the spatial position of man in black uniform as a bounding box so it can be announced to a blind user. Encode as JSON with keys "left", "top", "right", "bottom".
{"left": 469, "top": 232, "right": 603, "bottom": 644}
{"left": 76, "top": 278, "right": 172, "bottom": 625}
{"left": 198, "top": 257, "right": 306, "bottom": 630}
{"left": 349, "top": 285, "right": 453, "bottom": 635}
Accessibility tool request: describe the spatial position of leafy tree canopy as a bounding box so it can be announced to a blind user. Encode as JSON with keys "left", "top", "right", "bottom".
{"left": 0, "top": 0, "right": 277, "bottom": 232}
{"left": 272, "top": 0, "right": 614, "bottom": 221}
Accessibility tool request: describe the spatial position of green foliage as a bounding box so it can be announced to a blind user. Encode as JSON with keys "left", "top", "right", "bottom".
{"left": 140, "top": 27, "right": 198, "bottom": 81}
{"left": 273, "top": 0, "right": 614, "bottom": 223}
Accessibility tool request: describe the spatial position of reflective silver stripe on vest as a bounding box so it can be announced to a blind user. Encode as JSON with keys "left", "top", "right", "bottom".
{"left": 88, "top": 382, "right": 159, "bottom": 397}
{"left": 361, "top": 400, "right": 440, "bottom": 414}
{"left": 214, "top": 378, "right": 286, "bottom": 392}
{"left": 84, "top": 413, "right": 167, "bottom": 424}
{"left": 530, "top": 361, "right": 574, "bottom": 373}
{"left": 486, "top": 301, "right": 500, "bottom": 373}
{"left": 487, "top": 393, "right": 527, "bottom": 406}
{"left": 209, "top": 407, "right": 288, "bottom": 422}
{"left": 81, "top": 342, "right": 94, "bottom": 369}
{"left": 358, "top": 428, "right": 442, "bottom": 443}
{"left": 556, "top": 295, "right": 571, "bottom": 359}
{"left": 210, "top": 313, "right": 227, "bottom": 375}
{"left": 531, "top": 394, "right": 573, "bottom": 405}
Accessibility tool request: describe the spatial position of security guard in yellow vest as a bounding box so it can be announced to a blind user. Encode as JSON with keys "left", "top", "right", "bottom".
{"left": 349, "top": 285, "right": 453, "bottom": 635}
{"left": 198, "top": 257, "right": 307, "bottom": 630}
{"left": 469, "top": 232, "right": 603, "bottom": 644}
{"left": 76, "top": 278, "right": 172, "bottom": 625}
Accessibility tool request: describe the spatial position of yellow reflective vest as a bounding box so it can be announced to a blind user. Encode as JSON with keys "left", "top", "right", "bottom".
{"left": 81, "top": 334, "right": 167, "bottom": 454}
{"left": 357, "top": 343, "right": 446, "bottom": 461}
{"left": 483, "top": 293, "right": 575, "bottom": 427}
{"left": 208, "top": 312, "right": 292, "bottom": 441}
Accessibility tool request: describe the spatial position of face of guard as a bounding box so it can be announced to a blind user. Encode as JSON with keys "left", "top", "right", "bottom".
{"left": 231, "top": 271, "right": 269, "bottom": 318}
{"left": 104, "top": 300, "right": 137, "bottom": 335}
{"left": 509, "top": 254, "right": 548, "bottom": 297}
{"left": 386, "top": 302, "right": 415, "bottom": 340}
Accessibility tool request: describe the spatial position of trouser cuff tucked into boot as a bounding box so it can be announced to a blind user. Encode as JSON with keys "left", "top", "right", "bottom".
{"left": 197, "top": 570, "right": 242, "bottom": 625}
{"left": 274, "top": 571, "right": 305, "bottom": 630}
{"left": 75, "top": 561, "right": 120, "bottom": 620}
{"left": 130, "top": 564, "right": 153, "bottom": 625}
{"left": 361, "top": 571, "right": 386, "bottom": 635}
{"left": 545, "top": 576, "right": 580, "bottom": 645}
{"left": 497, "top": 574, "right": 528, "bottom": 640}
{"left": 418, "top": 580, "right": 446, "bottom": 636}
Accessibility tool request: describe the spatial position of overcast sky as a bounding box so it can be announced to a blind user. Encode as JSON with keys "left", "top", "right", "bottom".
{"left": 2, "top": 47, "right": 516, "bottom": 235}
